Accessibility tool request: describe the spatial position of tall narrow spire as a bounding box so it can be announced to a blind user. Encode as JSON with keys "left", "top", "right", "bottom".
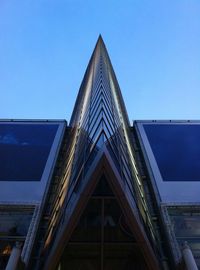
{"left": 69, "top": 35, "right": 133, "bottom": 185}
{"left": 68, "top": 36, "right": 148, "bottom": 219}
{"left": 33, "top": 37, "right": 160, "bottom": 270}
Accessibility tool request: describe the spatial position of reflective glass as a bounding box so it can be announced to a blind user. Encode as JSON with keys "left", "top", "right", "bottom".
{"left": 0, "top": 210, "right": 32, "bottom": 237}
{"left": 104, "top": 199, "right": 135, "bottom": 243}
{"left": 168, "top": 207, "right": 200, "bottom": 268}
{"left": 0, "top": 123, "right": 58, "bottom": 181}
{"left": 170, "top": 212, "right": 200, "bottom": 238}
{"left": 70, "top": 198, "right": 101, "bottom": 242}
{"left": 144, "top": 124, "right": 200, "bottom": 181}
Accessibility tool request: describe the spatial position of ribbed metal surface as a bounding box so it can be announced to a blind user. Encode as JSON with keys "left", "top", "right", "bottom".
{"left": 29, "top": 36, "right": 159, "bottom": 269}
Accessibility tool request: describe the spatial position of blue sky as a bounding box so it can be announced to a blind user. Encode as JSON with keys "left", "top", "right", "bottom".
{"left": 0, "top": 0, "right": 200, "bottom": 121}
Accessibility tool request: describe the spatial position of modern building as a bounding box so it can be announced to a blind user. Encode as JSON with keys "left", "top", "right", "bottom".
{"left": 0, "top": 36, "right": 199, "bottom": 270}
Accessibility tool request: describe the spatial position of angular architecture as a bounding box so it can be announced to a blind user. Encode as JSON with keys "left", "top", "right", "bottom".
{"left": 0, "top": 36, "right": 200, "bottom": 270}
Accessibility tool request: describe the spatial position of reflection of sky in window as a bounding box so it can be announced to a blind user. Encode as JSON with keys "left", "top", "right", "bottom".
{"left": 144, "top": 124, "right": 200, "bottom": 181}
{"left": 168, "top": 208, "right": 200, "bottom": 268}
{"left": 0, "top": 211, "right": 32, "bottom": 236}
{"left": 0, "top": 124, "right": 58, "bottom": 181}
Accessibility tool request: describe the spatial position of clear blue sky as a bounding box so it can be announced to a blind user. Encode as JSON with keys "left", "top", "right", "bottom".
{"left": 0, "top": 0, "right": 200, "bottom": 121}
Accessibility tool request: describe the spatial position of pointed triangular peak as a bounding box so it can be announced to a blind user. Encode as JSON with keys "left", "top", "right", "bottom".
{"left": 69, "top": 35, "right": 130, "bottom": 135}
{"left": 57, "top": 176, "right": 148, "bottom": 270}
{"left": 67, "top": 38, "right": 149, "bottom": 237}
{"left": 69, "top": 35, "right": 106, "bottom": 127}
{"left": 40, "top": 38, "right": 160, "bottom": 269}
{"left": 43, "top": 149, "right": 160, "bottom": 270}
{"left": 96, "top": 34, "right": 104, "bottom": 47}
{"left": 67, "top": 36, "right": 135, "bottom": 190}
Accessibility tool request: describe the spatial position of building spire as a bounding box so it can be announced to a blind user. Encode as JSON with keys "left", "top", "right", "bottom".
{"left": 39, "top": 37, "right": 160, "bottom": 270}
{"left": 68, "top": 36, "right": 146, "bottom": 206}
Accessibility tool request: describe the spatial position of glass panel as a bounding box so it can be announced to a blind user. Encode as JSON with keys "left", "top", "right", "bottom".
{"left": 93, "top": 176, "right": 114, "bottom": 197}
{"left": 144, "top": 124, "right": 200, "bottom": 181}
{"left": 104, "top": 199, "right": 135, "bottom": 243}
{"left": 0, "top": 210, "right": 33, "bottom": 237}
{"left": 102, "top": 97, "right": 115, "bottom": 127}
{"left": 171, "top": 215, "right": 200, "bottom": 237}
{"left": 168, "top": 207, "right": 200, "bottom": 268}
{"left": 58, "top": 178, "right": 146, "bottom": 270}
{"left": 70, "top": 198, "right": 101, "bottom": 242}
{"left": 0, "top": 123, "right": 58, "bottom": 181}
{"left": 89, "top": 117, "right": 103, "bottom": 143}
{"left": 59, "top": 244, "right": 100, "bottom": 270}
{"left": 90, "top": 90, "right": 102, "bottom": 118}
{"left": 102, "top": 86, "right": 112, "bottom": 109}
{"left": 104, "top": 243, "right": 146, "bottom": 270}
{"left": 0, "top": 208, "right": 33, "bottom": 269}
{"left": 0, "top": 241, "right": 12, "bottom": 270}
{"left": 89, "top": 104, "right": 102, "bottom": 134}
{"left": 91, "top": 77, "right": 102, "bottom": 102}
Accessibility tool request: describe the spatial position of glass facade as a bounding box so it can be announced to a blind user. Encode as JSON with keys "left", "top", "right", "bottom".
{"left": 136, "top": 121, "right": 200, "bottom": 268}
{"left": 136, "top": 121, "right": 200, "bottom": 203}
{"left": 6, "top": 38, "right": 200, "bottom": 270}
{"left": 0, "top": 206, "right": 34, "bottom": 269}
{"left": 57, "top": 177, "right": 146, "bottom": 270}
{"left": 143, "top": 124, "right": 200, "bottom": 182}
{"left": 168, "top": 207, "right": 200, "bottom": 269}
{"left": 0, "top": 123, "right": 58, "bottom": 181}
{"left": 0, "top": 121, "right": 65, "bottom": 203}
{"left": 67, "top": 37, "right": 152, "bottom": 235}
{"left": 33, "top": 37, "right": 159, "bottom": 270}
{"left": 0, "top": 210, "right": 32, "bottom": 237}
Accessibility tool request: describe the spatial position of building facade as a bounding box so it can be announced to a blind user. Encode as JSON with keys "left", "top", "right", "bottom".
{"left": 0, "top": 37, "right": 199, "bottom": 270}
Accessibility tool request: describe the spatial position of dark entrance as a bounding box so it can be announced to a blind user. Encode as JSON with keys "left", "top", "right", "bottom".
{"left": 57, "top": 177, "right": 147, "bottom": 270}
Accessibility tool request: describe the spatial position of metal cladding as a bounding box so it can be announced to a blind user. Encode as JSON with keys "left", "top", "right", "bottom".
{"left": 2, "top": 37, "right": 199, "bottom": 270}
{"left": 32, "top": 36, "right": 161, "bottom": 270}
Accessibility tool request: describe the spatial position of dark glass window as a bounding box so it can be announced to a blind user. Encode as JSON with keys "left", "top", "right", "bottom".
{"left": 70, "top": 198, "right": 101, "bottom": 242}
{"left": 0, "top": 208, "right": 33, "bottom": 269}
{"left": 0, "top": 210, "right": 32, "bottom": 237}
{"left": 144, "top": 124, "right": 200, "bottom": 181}
{"left": 58, "top": 177, "right": 141, "bottom": 270}
{"left": 0, "top": 241, "right": 13, "bottom": 270}
{"left": 168, "top": 207, "right": 200, "bottom": 269}
{"left": 0, "top": 123, "right": 58, "bottom": 181}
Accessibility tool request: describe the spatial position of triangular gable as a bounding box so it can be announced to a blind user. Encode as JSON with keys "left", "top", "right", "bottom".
{"left": 43, "top": 147, "right": 160, "bottom": 270}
